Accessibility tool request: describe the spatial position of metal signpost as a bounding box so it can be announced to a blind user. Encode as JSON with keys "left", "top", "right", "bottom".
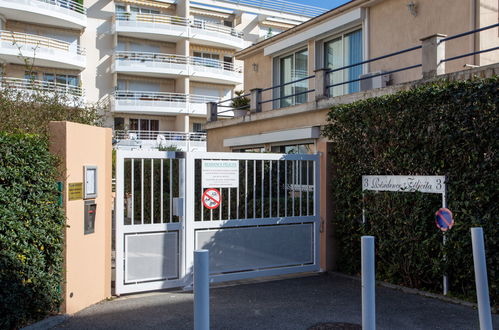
{"left": 362, "top": 175, "right": 450, "bottom": 295}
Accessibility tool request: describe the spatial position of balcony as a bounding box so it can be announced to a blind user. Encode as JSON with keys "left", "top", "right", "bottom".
{"left": 0, "top": 0, "right": 86, "bottom": 29}
{"left": 113, "top": 51, "right": 243, "bottom": 85}
{"left": 111, "top": 90, "right": 219, "bottom": 116}
{"left": 114, "top": 130, "right": 207, "bottom": 151}
{"left": 0, "top": 76, "right": 84, "bottom": 105}
{"left": 113, "top": 13, "right": 247, "bottom": 50}
{"left": 0, "top": 31, "right": 86, "bottom": 70}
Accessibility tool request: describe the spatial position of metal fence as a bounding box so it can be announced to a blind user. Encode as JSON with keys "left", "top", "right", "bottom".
{"left": 115, "top": 51, "right": 243, "bottom": 73}
{"left": 0, "top": 30, "right": 86, "bottom": 55}
{"left": 35, "top": 0, "right": 86, "bottom": 14}
{"left": 208, "top": 23, "right": 499, "bottom": 121}
{"left": 115, "top": 12, "right": 244, "bottom": 39}
{"left": 114, "top": 130, "right": 207, "bottom": 142}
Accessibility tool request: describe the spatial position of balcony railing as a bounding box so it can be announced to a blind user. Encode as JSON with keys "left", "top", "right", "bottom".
{"left": 208, "top": 23, "right": 499, "bottom": 122}
{"left": 1, "top": 77, "right": 83, "bottom": 96}
{"left": 114, "top": 90, "right": 219, "bottom": 106}
{"left": 211, "top": 0, "right": 326, "bottom": 18}
{"left": 114, "top": 130, "right": 207, "bottom": 141}
{"left": 114, "top": 12, "right": 244, "bottom": 39}
{"left": 115, "top": 51, "right": 242, "bottom": 73}
{"left": 34, "top": 0, "right": 86, "bottom": 14}
{"left": 0, "top": 30, "right": 86, "bottom": 55}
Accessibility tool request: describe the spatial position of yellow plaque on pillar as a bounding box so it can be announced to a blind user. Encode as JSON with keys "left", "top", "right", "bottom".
{"left": 68, "top": 182, "right": 83, "bottom": 201}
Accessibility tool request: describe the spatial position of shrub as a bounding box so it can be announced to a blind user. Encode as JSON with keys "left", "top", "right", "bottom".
{"left": 322, "top": 76, "right": 498, "bottom": 307}
{"left": 0, "top": 132, "right": 65, "bottom": 329}
{"left": 0, "top": 88, "right": 103, "bottom": 138}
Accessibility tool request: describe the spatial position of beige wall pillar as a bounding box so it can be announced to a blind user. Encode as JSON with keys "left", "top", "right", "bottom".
{"left": 175, "top": 114, "right": 190, "bottom": 132}
{"left": 49, "top": 121, "right": 112, "bottom": 314}
{"left": 318, "top": 139, "right": 335, "bottom": 271}
{"left": 177, "top": 0, "right": 190, "bottom": 17}
{"left": 421, "top": 34, "right": 447, "bottom": 78}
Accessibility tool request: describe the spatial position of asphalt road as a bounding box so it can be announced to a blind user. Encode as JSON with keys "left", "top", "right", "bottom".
{"left": 56, "top": 273, "right": 498, "bottom": 330}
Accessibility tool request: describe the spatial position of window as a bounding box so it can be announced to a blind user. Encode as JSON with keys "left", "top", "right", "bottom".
{"left": 193, "top": 51, "right": 221, "bottom": 68}
{"left": 130, "top": 6, "right": 160, "bottom": 14}
{"left": 192, "top": 123, "right": 205, "bottom": 132}
{"left": 324, "top": 29, "right": 363, "bottom": 96}
{"left": 114, "top": 117, "right": 125, "bottom": 130}
{"left": 24, "top": 71, "right": 37, "bottom": 81}
{"left": 278, "top": 48, "right": 308, "bottom": 108}
{"left": 129, "top": 119, "right": 159, "bottom": 139}
{"left": 271, "top": 143, "right": 314, "bottom": 154}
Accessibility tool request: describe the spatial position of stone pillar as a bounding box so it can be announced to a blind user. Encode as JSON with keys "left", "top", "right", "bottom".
{"left": 314, "top": 68, "right": 329, "bottom": 101}
{"left": 420, "top": 34, "right": 447, "bottom": 79}
{"left": 206, "top": 102, "right": 218, "bottom": 122}
{"left": 250, "top": 88, "right": 262, "bottom": 113}
{"left": 175, "top": 114, "right": 190, "bottom": 132}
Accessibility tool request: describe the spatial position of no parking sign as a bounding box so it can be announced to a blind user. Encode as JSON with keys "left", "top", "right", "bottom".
{"left": 435, "top": 208, "right": 454, "bottom": 232}
{"left": 202, "top": 188, "right": 221, "bottom": 209}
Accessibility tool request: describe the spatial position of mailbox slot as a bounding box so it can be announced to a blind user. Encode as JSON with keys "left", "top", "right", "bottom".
{"left": 84, "top": 200, "right": 96, "bottom": 235}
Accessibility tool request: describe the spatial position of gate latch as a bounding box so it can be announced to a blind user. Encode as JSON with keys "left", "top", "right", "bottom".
{"left": 173, "top": 197, "right": 184, "bottom": 217}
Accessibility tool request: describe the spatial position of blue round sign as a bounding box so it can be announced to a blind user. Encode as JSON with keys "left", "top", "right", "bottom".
{"left": 435, "top": 208, "right": 454, "bottom": 232}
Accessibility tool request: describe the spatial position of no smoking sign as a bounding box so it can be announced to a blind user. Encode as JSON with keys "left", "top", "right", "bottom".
{"left": 202, "top": 188, "right": 221, "bottom": 209}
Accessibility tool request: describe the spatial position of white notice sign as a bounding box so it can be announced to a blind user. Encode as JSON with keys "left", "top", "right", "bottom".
{"left": 202, "top": 160, "right": 239, "bottom": 188}
{"left": 362, "top": 175, "right": 445, "bottom": 194}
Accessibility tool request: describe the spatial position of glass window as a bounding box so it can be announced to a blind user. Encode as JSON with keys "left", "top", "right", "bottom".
{"left": 115, "top": 5, "right": 126, "bottom": 12}
{"left": 279, "top": 48, "right": 308, "bottom": 108}
{"left": 324, "top": 29, "right": 363, "bottom": 96}
{"left": 24, "top": 71, "right": 37, "bottom": 81}
{"left": 43, "top": 73, "right": 55, "bottom": 83}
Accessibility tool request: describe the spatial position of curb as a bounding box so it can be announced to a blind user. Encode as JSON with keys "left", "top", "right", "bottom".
{"left": 329, "top": 271, "right": 483, "bottom": 310}
{"left": 21, "top": 315, "right": 69, "bottom": 330}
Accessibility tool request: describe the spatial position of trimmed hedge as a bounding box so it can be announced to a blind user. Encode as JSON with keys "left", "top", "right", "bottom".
{"left": 0, "top": 133, "right": 65, "bottom": 329}
{"left": 322, "top": 76, "right": 498, "bottom": 307}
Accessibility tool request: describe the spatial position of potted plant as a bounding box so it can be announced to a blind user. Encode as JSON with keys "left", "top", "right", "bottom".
{"left": 231, "top": 90, "right": 250, "bottom": 117}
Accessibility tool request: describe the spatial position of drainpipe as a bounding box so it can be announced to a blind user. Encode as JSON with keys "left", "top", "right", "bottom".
{"left": 471, "top": 0, "right": 479, "bottom": 66}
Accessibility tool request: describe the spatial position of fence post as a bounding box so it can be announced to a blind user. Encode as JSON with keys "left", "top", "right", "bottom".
{"left": 471, "top": 227, "right": 493, "bottom": 330}
{"left": 314, "top": 68, "right": 329, "bottom": 101}
{"left": 194, "top": 249, "right": 210, "bottom": 330}
{"left": 420, "top": 34, "right": 447, "bottom": 79}
{"left": 362, "top": 236, "right": 376, "bottom": 330}
{"left": 250, "top": 88, "right": 262, "bottom": 113}
{"left": 206, "top": 102, "right": 217, "bottom": 122}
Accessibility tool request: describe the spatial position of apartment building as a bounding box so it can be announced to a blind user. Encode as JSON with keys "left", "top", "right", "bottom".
{"left": 0, "top": 0, "right": 326, "bottom": 150}
{"left": 205, "top": 0, "right": 499, "bottom": 153}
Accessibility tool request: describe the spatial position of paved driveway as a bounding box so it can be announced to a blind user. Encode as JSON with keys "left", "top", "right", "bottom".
{"left": 56, "top": 273, "right": 497, "bottom": 330}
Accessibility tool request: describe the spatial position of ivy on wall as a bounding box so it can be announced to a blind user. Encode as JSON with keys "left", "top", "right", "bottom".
{"left": 0, "top": 133, "right": 65, "bottom": 329}
{"left": 322, "top": 76, "right": 498, "bottom": 307}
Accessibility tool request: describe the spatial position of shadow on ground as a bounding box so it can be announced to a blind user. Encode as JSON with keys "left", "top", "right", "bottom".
{"left": 56, "top": 273, "right": 497, "bottom": 330}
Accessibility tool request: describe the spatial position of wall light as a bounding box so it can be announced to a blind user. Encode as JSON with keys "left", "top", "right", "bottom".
{"left": 407, "top": 1, "right": 417, "bottom": 17}
{"left": 252, "top": 63, "right": 258, "bottom": 72}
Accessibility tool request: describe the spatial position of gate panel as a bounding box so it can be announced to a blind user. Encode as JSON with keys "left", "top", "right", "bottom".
{"left": 185, "top": 152, "right": 320, "bottom": 283}
{"left": 115, "top": 150, "right": 184, "bottom": 295}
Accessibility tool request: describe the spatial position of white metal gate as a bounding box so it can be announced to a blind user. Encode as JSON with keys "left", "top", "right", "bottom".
{"left": 115, "top": 150, "right": 320, "bottom": 295}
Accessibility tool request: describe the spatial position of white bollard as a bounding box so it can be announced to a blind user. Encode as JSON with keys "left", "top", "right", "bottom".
{"left": 471, "top": 228, "right": 493, "bottom": 330}
{"left": 194, "top": 249, "right": 210, "bottom": 330}
{"left": 362, "top": 236, "right": 376, "bottom": 330}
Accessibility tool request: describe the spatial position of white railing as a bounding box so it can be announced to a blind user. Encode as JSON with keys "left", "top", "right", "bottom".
{"left": 114, "top": 130, "right": 207, "bottom": 141}
{"left": 209, "top": 0, "right": 326, "bottom": 18}
{"left": 115, "top": 51, "right": 243, "bottom": 73}
{"left": 114, "top": 12, "right": 244, "bottom": 39}
{"left": 0, "top": 30, "right": 86, "bottom": 55}
{"left": 1, "top": 77, "right": 83, "bottom": 96}
{"left": 114, "top": 90, "right": 220, "bottom": 104}
{"left": 34, "top": 0, "right": 86, "bottom": 14}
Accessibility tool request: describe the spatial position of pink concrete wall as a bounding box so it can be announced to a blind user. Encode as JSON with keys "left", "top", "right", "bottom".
{"left": 49, "top": 121, "right": 112, "bottom": 314}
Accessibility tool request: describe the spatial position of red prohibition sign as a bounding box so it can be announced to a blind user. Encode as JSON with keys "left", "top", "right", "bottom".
{"left": 202, "top": 188, "right": 221, "bottom": 209}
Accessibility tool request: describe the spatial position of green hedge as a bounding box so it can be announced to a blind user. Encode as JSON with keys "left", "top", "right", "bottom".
{"left": 322, "top": 76, "right": 498, "bottom": 307}
{"left": 0, "top": 133, "right": 65, "bottom": 329}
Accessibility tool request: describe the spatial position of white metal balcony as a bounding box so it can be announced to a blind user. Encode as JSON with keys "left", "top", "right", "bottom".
{"left": 0, "top": 0, "right": 86, "bottom": 29}
{"left": 0, "top": 77, "right": 84, "bottom": 105}
{"left": 111, "top": 90, "right": 220, "bottom": 116}
{"left": 113, "top": 13, "right": 247, "bottom": 50}
{"left": 113, "top": 51, "right": 243, "bottom": 85}
{"left": 0, "top": 31, "right": 86, "bottom": 70}
{"left": 114, "top": 130, "right": 207, "bottom": 151}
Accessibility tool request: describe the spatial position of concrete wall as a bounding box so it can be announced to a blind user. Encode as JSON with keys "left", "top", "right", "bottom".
{"left": 49, "top": 121, "right": 112, "bottom": 315}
